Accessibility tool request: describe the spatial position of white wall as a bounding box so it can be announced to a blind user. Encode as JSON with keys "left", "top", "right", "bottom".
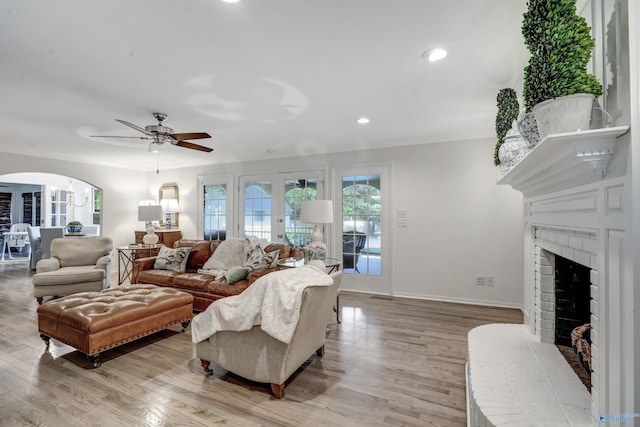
{"left": 0, "top": 136, "right": 524, "bottom": 307}
{"left": 147, "top": 137, "right": 525, "bottom": 308}
{"left": 0, "top": 152, "right": 148, "bottom": 248}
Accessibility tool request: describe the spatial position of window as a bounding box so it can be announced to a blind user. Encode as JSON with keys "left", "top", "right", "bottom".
{"left": 51, "top": 189, "right": 68, "bottom": 226}
{"left": 342, "top": 175, "right": 381, "bottom": 276}
{"left": 203, "top": 184, "right": 227, "bottom": 240}
{"left": 239, "top": 172, "right": 324, "bottom": 244}
{"left": 335, "top": 165, "right": 389, "bottom": 295}
{"left": 92, "top": 189, "right": 101, "bottom": 225}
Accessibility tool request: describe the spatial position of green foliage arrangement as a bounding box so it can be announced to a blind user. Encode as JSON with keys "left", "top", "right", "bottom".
{"left": 67, "top": 221, "right": 82, "bottom": 226}
{"left": 522, "top": 0, "right": 603, "bottom": 112}
{"left": 494, "top": 88, "right": 519, "bottom": 166}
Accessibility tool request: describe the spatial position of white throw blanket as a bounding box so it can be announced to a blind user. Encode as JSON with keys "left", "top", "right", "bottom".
{"left": 191, "top": 265, "right": 333, "bottom": 344}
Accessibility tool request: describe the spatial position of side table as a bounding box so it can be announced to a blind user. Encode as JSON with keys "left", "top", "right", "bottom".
{"left": 116, "top": 245, "right": 163, "bottom": 285}
{"left": 276, "top": 257, "right": 342, "bottom": 323}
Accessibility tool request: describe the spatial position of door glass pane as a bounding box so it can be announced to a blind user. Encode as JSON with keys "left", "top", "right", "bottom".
{"left": 243, "top": 180, "right": 272, "bottom": 240}
{"left": 203, "top": 184, "right": 227, "bottom": 240}
{"left": 284, "top": 178, "right": 317, "bottom": 247}
{"left": 342, "top": 174, "right": 381, "bottom": 275}
{"left": 51, "top": 189, "right": 68, "bottom": 226}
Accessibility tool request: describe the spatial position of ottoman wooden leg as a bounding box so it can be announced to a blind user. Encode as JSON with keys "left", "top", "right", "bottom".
{"left": 88, "top": 354, "right": 101, "bottom": 368}
{"left": 40, "top": 334, "right": 50, "bottom": 346}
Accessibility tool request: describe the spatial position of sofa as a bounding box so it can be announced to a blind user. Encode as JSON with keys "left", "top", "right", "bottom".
{"left": 131, "top": 239, "right": 303, "bottom": 311}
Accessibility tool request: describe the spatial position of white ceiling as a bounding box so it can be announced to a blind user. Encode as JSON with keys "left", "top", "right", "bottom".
{"left": 0, "top": 0, "right": 529, "bottom": 172}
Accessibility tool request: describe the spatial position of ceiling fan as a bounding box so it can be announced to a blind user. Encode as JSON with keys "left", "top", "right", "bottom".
{"left": 91, "top": 112, "right": 213, "bottom": 153}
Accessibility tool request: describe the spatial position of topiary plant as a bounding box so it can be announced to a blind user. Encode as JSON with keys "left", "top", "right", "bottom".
{"left": 494, "top": 88, "right": 520, "bottom": 166}
{"left": 522, "top": 0, "right": 603, "bottom": 112}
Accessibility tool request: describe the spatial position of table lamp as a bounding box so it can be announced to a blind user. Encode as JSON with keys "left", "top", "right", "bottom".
{"left": 160, "top": 198, "right": 180, "bottom": 229}
{"left": 300, "top": 199, "right": 333, "bottom": 263}
{"left": 138, "top": 205, "right": 163, "bottom": 245}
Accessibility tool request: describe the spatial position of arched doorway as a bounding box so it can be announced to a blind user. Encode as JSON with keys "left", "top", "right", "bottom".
{"left": 0, "top": 172, "right": 101, "bottom": 232}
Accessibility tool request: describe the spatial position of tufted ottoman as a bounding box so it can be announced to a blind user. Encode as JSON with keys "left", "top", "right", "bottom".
{"left": 37, "top": 284, "right": 193, "bottom": 367}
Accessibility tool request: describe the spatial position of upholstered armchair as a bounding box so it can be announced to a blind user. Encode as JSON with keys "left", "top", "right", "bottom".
{"left": 32, "top": 236, "right": 113, "bottom": 304}
{"left": 196, "top": 271, "right": 342, "bottom": 398}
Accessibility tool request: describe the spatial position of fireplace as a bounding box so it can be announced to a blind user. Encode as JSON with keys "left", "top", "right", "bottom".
{"left": 554, "top": 255, "right": 591, "bottom": 347}
{"left": 548, "top": 253, "right": 594, "bottom": 390}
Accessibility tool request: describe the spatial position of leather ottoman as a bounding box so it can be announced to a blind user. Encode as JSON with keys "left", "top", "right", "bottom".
{"left": 37, "top": 284, "right": 193, "bottom": 367}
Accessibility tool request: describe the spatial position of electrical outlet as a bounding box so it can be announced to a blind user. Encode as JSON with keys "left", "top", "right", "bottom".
{"left": 475, "top": 275, "right": 485, "bottom": 286}
{"left": 486, "top": 276, "right": 495, "bottom": 286}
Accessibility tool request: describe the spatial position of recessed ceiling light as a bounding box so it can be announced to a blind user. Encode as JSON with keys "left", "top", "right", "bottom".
{"left": 222, "top": 0, "right": 241, "bottom": 3}
{"left": 356, "top": 117, "right": 370, "bottom": 125}
{"left": 422, "top": 48, "right": 447, "bottom": 62}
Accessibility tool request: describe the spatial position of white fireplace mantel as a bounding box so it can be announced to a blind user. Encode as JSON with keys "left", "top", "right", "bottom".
{"left": 497, "top": 126, "right": 629, "bottom": 197}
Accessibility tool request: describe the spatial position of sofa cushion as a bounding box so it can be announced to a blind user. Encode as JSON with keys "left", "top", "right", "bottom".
{"left": 207, "top": 281, "right": 249, "bottom": 297}
{"left": 244, "top": 245, "right": 280, "bottom": 271}
{"left": 136, "top": 269, "right": 180, "bottom": 287}
{"left": 154, "top": 246, "right": 192, "bottom": 272}
{"left": 225, "top": 266, "right": 250, "bottom": 284}
{"left": 51, "top": 237, "right": 113, "bottom": 268}
{"left": 264, "top": 243, "right": 292, "bottom": 259}
{"left": 172, "top": 273, "right": 219, "bottom": 292}
{"left": 183, "top": 241, "right": 215, "bottom": 271}
{"left": 201, "top": 238, "right": 246, "bottom": 271}
{"left": 32, "top": 266, "right": 105, "bottom": 286}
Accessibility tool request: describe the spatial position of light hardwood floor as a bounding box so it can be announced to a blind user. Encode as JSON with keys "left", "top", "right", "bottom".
{"left": 0, "top": 259, "right": 522, "bottom": 427}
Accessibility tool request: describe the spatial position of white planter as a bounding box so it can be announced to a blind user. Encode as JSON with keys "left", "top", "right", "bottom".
{"left": 532, "top": 93, "right": 595, "bottom": 140}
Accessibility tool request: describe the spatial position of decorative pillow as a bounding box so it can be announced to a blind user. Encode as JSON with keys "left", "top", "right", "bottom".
{"left": 225, "top": 266, "right": 250, "bottom": 284}
{"left": 201, "top": 238, "right": 246, "bottom": 271}
{"left": 243, "top": 244, "right": 280, "bottom": 272}
{"left": 153, "top": 246, "right": 192, "bottom": 273}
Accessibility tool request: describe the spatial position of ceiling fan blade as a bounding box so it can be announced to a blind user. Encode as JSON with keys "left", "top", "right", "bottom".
{"left": 170, "top": 132, "right": 211, "bottom": 141}
{"left": 175, "top": 141, "right": 214, "bottom": 152}
{"left": 115, "top": 119, "right": 154, "bottom": 136}
{"left": 90, "top": 135, "right": 152, "bottom": 140}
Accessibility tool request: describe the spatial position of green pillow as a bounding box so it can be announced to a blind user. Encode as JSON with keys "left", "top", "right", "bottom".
{"left": 225, "top": 266, "right": 250, "bottom": 284}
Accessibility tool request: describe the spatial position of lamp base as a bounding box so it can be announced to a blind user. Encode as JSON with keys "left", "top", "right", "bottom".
{"left": 304, "top": 224, "right": 326, "bottom": 263}
{"left": 142, "top": 222, "right": 159, "bottom": 246}
{"left": 304, "top": 242, "right": 327, "bottom": 264}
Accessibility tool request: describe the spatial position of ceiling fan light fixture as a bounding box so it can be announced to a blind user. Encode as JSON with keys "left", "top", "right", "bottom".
{"left": 422, "top": 48, "right": 447, "bottom": 62}
{"left": 148, "top": 142, "right": 160, "bottom": 153}
{"left": 356, "top": 117, "right": 370, "bottom": 125}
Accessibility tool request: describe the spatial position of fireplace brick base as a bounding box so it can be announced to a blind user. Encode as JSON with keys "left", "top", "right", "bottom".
{"left": 466, "top": 324, "right": 591, "bottom": 426}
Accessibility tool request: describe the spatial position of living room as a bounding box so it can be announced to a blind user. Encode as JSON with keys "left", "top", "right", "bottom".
{"left": 1, "top": 0, "right": 639, "bottom": 426}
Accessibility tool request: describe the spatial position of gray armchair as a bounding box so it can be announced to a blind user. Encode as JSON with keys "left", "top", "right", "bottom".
{"left": 33, "top": 236, "right": 113, "bottom": 304}
{"left": 40, "top": 227, "right": 65, "bottom": 259}
{"left": 197, "top": 271, "right": 342, "bottom": 398}
{"left": 26, "top": 225, "right": 42, "bottom": 270}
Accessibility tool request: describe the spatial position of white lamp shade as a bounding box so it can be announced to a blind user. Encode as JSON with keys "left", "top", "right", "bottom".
{"left": 138, "top": 205, "right": 163, "bottom": 222}
{"left": 161, "top": 198, "right": 181, "bottom": 213}
{"left": 300, "top": 200, "right": 334, "bottom": 224}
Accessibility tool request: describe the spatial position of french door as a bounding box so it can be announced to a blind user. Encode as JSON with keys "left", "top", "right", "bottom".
{"left": 334, "top": 165, "right": 390, "bottom": 295}
{"left": 239, "top": 171, "right": 326, "bottom": 245}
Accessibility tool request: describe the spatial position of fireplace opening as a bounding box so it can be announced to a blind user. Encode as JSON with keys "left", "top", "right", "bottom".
{"left": 554, "top": 255, "right": 592, "bottom": 390}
